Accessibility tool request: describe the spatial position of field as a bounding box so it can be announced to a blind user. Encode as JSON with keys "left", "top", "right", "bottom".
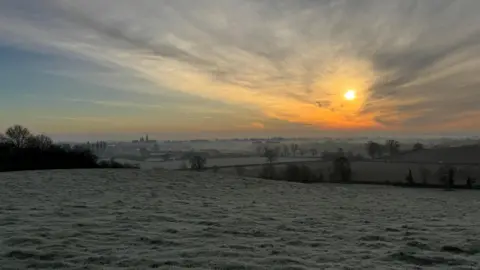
{"left": 217, "top": 161, "right": 480, "bottom": 186}
{"left": 1, "top": 169, "right": 479, "bottom": 269}
{"left": 115, "top": 157, "right": 318, "bottom": 170}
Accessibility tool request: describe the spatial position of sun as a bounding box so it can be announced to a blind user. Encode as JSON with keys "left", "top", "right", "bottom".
{"left": 344, "top": 90, "right": 356, "bottom": 101}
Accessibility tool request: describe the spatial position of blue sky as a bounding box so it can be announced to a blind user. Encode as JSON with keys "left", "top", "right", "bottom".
{"left": 1, "top": 0, "right": 480, "bottom": 140}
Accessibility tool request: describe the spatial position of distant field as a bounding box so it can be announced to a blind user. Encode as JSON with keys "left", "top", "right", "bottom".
{"left": 115, "top": 156, "right": 319, "bottom": 170}
{"left": 217, "top": 161, "right": 480, "bottom": 186}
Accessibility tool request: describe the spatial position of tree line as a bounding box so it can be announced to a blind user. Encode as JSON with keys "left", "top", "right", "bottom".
{"left": 0, "top": 125, "right": 135, "bottom": 172}
{"left": 365, "top": 140, "right": 424, "bottom": 159}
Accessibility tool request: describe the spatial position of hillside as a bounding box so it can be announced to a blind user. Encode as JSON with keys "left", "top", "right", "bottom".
{"left": 393, "top": 145, "right": 480, "bottom": 164}
{"left": 1, "top": 169, "right": 479, "bottom": 269}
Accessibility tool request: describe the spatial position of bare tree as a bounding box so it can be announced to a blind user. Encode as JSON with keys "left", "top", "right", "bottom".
{"left": 27, "top": 134, "right": 53, "bottom": 150}
{"left": 385, "top": 140, "right": 400, "bottom": 156}
{"left": 264, "top": 147, "right": 278, "bottom": 164}
{"left": 4, "top": 125, "right": 32, "bottom": 148}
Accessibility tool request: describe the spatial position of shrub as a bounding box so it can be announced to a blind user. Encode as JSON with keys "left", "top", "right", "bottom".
{"left": 189, "top": 155, "right": 207, "bottom": 171}
{"left": 330, "top": 157, "right": 352, "bottom": 182}
{"left": 283, "top": 164, "right": 317, "bottom": 183}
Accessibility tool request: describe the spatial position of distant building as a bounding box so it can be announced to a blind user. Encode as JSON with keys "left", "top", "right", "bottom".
{"left": 132, "top": 134, "right": 156, "bottom": 144}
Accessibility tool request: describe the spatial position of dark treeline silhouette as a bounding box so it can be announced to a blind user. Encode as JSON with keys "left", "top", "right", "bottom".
{"left": 366, "top": 140, "right": 427, "bottom": 159}
{"left": 0, "top": 125, "right": 136, "bottom": 172}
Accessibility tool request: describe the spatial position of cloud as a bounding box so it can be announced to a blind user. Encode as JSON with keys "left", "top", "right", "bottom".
{"left": 65, "top": 98, "right": 163, "bottom": 110}
{"left": 251, "top": 122, "right": 265, "bottom": 129}
{"left": 2, "top": 0, "right": 480, "bottom": 132}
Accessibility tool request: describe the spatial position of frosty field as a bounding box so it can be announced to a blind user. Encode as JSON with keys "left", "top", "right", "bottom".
{"left": 1, "top": 169, "right": 479, "bottom": 269}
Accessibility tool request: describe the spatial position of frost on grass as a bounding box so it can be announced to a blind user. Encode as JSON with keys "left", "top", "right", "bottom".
{"left": 0, "top": 169, "right": 479, "bottom": 269}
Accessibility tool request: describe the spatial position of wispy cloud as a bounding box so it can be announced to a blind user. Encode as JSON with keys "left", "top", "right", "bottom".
{"left": 35, "top": 115, "right": 112, "bottom": 123}
{"left": 65, "top": 98, "right": 163, "bottom": 110}
{"left": 2, "top": 0, "right": 480, "bottom": 132}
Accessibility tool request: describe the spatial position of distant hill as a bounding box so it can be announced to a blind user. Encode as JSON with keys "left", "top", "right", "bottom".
{"left": 392, "top": 144, "right": 480, "bottom": 164}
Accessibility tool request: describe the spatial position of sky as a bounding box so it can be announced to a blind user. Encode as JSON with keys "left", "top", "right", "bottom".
{"left": 1, "top": 0, "right": 480, "bottom": 141}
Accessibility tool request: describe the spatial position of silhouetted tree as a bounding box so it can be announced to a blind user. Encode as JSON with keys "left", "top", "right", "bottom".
{"left": 27, "top": 134, "right": 53, "bottom": 150}
{"left": 189, "top": 155, "right": 206, "bottom": 171}
{"left": 0, "top": 125, "right": 134, "bottom": 172}
{"left": 310, "top": 148, "right": 318, "bottom": 157}
{"left": 4, "top": 125, "right": 31, "bottom": 148}
{"left": 282, "top": 144, "right": 290, "bottom": 156}
{"left": 406, "top": 169, "right": 414, "bottom": 185}
{"left": 385, "top": 140, "right": 400, "bottom": 156}
{"left": 366, "top": 141, "right": 381, "bottom": 159}
{"left": 466, "top": 177, "right": 474, "bottom": 189}
{"left": 447, "top": 168, "right": 455, "bottom": 189}
{"left": 284, "top": 164, "right": 315, "bottom": 183}
{"left": 413, "top": 142, "right": 424, "bottom": 151}
{"left": 331, "top": 157, "right": 351, "bottom": 182}
{"left": 263, "top": 147, "right": 278, "bottom": 164}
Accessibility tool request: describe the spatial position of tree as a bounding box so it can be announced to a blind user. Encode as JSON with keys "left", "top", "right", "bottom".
{"left": 263, "top": 147, "right": 278, "bottom": 164}
{"left": 189, "top": 155, "right": 207, "bottom": 171}
{"left": 413, "top": 142, "right": 424, "bottom": 151}
{"left": 310, "top": 148, "right": 318, "bottom": 157}
{"left": 4, "top": 125, "right": 32, "bottom": 148}
{"left": 332, "top": 157, "right": 352, "bottom": 182}
{"left": 366, "top": 141, "right": 381, "bottom": 159}
{"left": 27, "top": 134, "right": 53, "bottom": 150}
{"left": 406, "top": 169, "right": 414, "bottom": 185}
{"left": 0, "top": 134, "right": 7, "bottom": 143}
{"left": 385, "top": 140, "right": 400, "bottom": 156}
{"left": 290, "top": 143, "right": 299, "bottom": 156}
